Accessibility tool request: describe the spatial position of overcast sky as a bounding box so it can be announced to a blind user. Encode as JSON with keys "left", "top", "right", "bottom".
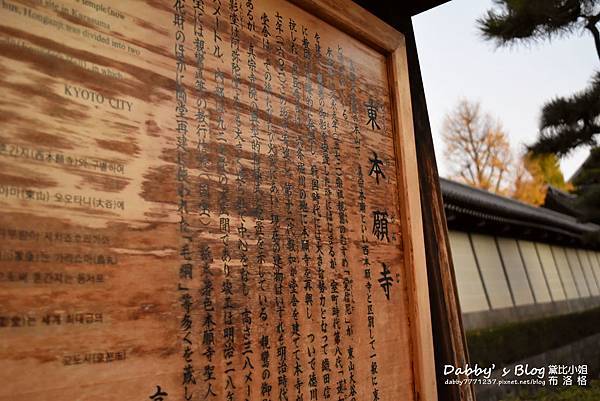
{"left": 412, "top": 0, "right": 598, "bottom": 180}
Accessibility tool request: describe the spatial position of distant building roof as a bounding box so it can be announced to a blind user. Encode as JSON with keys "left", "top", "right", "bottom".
{"left": 441, "top": 178, "right": 599, "bottom": 248}
{"left": 543, "top": 186, "right": 581, "bottom": 218}
{"left": 568, "top": 150, "right": 592, "bottom": 183}
{"left": 545, "top": 147, "right": 600, "bottom": 222}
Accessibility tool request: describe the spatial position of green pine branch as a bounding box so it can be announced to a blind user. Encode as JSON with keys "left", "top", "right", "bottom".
{"left": 529, "top": 72, "right": 600, "bottom": 156}
{"left": 478, "top": 0, "right": 600, "bottom": 60}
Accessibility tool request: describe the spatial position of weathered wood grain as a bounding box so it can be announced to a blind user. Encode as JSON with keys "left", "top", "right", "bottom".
{"left": 0, "top": 0, "right": 436, "bottom": 399}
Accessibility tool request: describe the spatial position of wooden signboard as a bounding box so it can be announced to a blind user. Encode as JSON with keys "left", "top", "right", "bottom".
{"left": 0, "top": 0, "right": 436, "bottom": 400}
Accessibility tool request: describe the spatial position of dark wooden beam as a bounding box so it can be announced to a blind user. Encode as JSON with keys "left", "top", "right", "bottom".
{"left": 400, "top": 20, "right": 474, "bottom": 401}
{"left": 355, "top": 0, "right": 451, "bottom": 19}
{"left": 407, "top": 0, "right": 452, "bottom": 17}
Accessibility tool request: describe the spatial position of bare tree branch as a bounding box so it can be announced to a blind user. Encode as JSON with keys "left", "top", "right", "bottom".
{"left": 443, "top": 100, "right": 513, "bottom": 194}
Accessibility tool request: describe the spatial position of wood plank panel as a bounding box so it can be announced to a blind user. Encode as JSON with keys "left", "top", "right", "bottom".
{"left": 0, "top": 0, "right": 435, "bottom": 399}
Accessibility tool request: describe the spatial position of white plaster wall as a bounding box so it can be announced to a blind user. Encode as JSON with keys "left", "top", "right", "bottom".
{"left": 447, "top": 231, "right": 600, "bottom": 319}
{"left": 566, "top": 248, "right": 590, "bottom": 297}
{"left": 496, "top": 237, "right": 534, "bottom": 306}
{"left": 448, "top": 231, "right": 489, "bottom": 313}
{"left": 551, "top": 246, "right": 580, "bottom": 300}
{"left": 470, "top": 234, "right": 513, "bottom": 309}
{"left": 587, "top": 250, "right": 600, "bottom": 292}
{"left": 519, "top": 241, "right": 551, "bottom": 303}
{"left": 536, "top": 243, "right": 566, "bottom": 301}
{"left": 577, "top": 249, "right": 600, "bottom": 296}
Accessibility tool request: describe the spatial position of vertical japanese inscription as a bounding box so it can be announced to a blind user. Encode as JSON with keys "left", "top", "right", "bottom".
{"left": 288, "top": 13, "right": 307, "bottom": 401}
{"left": 325, "top": 46, "right": 351, "bottom": 401}
{"left": 261, "top": 11, "right": 276, "bottom": 401}
{"left": 173, "top": 2, "right": 198, "bottom": 399}
{"left": 314, "top": 36, "right": 332, "bottom": 401}
{"left": 301, "top": 25, "right": 319, "bottom": 401}
{"left": 245, "top": 3, "right": 259, "bottom": 401}
{"left": 274, "top": 11, "right": 291, "bottom": 401}
{"left": 348, "top": 58, "right": 380, "bottom": 401}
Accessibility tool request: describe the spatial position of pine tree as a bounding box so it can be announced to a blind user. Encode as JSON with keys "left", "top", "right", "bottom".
{"left": 479, "top": 0, "right": 600, "bottom": 228}
{"left": 478, "top": 0, "right": 600, "bottom": 156}
{"left": 529, "top": 72, "right": 600, "bottom": 156}
{"left": 478, "top": 0, "right": 600, "bottom": 61}
{"left": 571, "top": 147, "right": 600, "bottom": 225}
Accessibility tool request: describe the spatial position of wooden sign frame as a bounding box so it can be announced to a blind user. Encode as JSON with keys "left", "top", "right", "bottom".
{"left": 287, "top": 1, "right": 437, "bottom": 399}
{"left": 0, "top": 0, "right": 437, "bottom": 399}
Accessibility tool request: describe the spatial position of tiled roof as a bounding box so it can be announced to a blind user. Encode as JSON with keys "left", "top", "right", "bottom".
{"left": 440, "top": 178, "right": 600, "bottom": 241}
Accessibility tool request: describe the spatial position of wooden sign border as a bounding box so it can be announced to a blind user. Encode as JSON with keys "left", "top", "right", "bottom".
{"left": 287, "top": 1, "right": 437, "bottom": 400}
{"left": 0, "top": 0, "right": 435, "bottom": 398}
